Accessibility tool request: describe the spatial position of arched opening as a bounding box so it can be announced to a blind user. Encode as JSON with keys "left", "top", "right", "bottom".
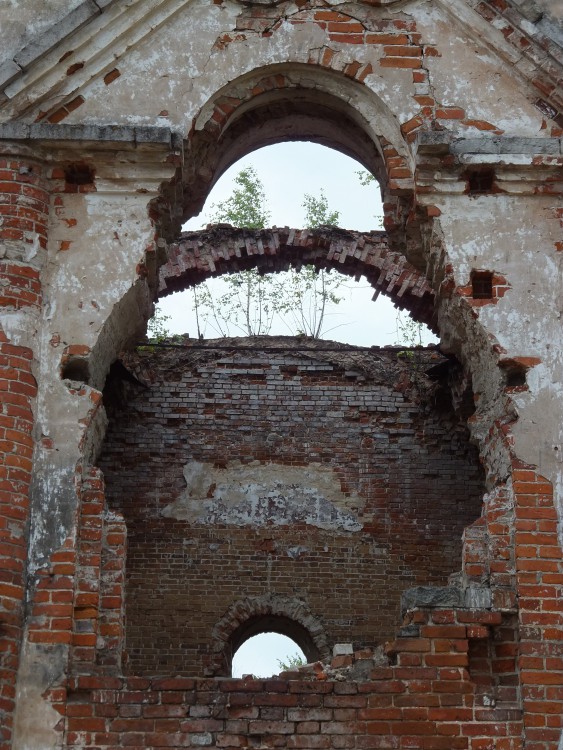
{"left": 153, "top": 142, "right": 437, "bottom": 347}
{"left": 231, "top": 620, "right": 310, "bottom": 678}
{"left": 178, "top": 63, "right": 410, "bottom": 229}
{"left": 208, "top": 595, "right": 331, "bottom": 678}
{"left": 232, "top": 633, "right": 306, "bottom": 678}
{"left": 92, "top": 62, "right": 496, "bottom": 683}
{"left": 142, "top": 64, "right": 429, "bottom": 361}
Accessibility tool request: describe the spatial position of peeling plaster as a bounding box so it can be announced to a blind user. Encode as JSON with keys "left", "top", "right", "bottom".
{"left": 162, "top": 460, "right": 365, "bottom": 531}
{"left": 12, "top": 642, "right": 66, "bottom": 750}
{"left": 1, "top": 0, "right": 548, "bottom": 140}
{"left": 0, "top": 0, "right": 84, "bottom": 64}
{"left": 0, "top": 1, "right": 562, "bottom": 747}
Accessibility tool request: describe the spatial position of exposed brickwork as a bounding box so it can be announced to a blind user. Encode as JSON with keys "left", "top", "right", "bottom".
{"left": 458, "top": 393, "right": 563, "bottom": 746}
{"left": 204, "top": 67, "right": 374, "bottom": 128}
{"left": 211, "top": 595, "right": 331, "bottom": 676}
{"left": 216, "top": 6, "right": 505, "bottom": 145}
{"left": 71, "top": 468, "right": 106, "bottom": 669}
{"left": 45, "top": 466, "right": 125, "bottom": 674}
{"left": 160, "top": 227, "right": 435, "bottom": 328}
{"left": 197, "top": 68, "right": 414, "bottom": 191}
{"left": 512, "top": 466, "right": 563, "bottom": 749}
{"left": 25, "top": 471, "right": 111, "bottom": 657}
{"left": 62, "top": 604, "right": 524, "bottom": 750}
{"left": 26, "top": 537, "right": 76, "bottom": 648}
{"left": 457, "top": 272, "right": 511, "bottom": 308}
{"left": 98, "top": 341, "right": 485, "bottom": 676}
{"left": 0, "top": 159, "right": 48, "bottom": 248}
{"left": 41, "top": 95, "right": 86, "bottom": 124}
{"left": 0, "top": 333, "right": 36, "bottom": 749}
{"left": 0, "top": 157, "right": 46, "bottom": 750}
{"left": 1, "top": 3, "right": 563, "bottom": 749}
{"left": 96, "top": 506, "right": 127, "bottom": 671}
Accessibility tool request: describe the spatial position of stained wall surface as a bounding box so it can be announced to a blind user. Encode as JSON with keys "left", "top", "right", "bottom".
{"left": 99, "top": 341, "right": 484, "bottom": 675}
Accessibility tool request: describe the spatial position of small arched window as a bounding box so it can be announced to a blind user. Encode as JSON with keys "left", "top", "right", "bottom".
{"left": 232, "top": 631, "right": 307, "bottom": 678}
{"left": 228, "top": 614, "right": 317, "bottom": 677}
{"left": 208, "top": 595, "right": 330, "bottom": 677}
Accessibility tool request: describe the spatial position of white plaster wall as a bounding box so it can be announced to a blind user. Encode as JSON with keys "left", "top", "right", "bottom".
{"left": 0, "top": 0, "right": 84, "bottom": 63}
{"left": 536, "top": 0, "right": 563, "bottom": 22}
{"left": 416, "top": 2, "right": 547, "bottom": 135}
{"left": 0, "top": 0, "right": 551, "bottom": 139}
{"left": 432, "top": 194, "right": 563, "bottom": 532}
{"left": 60, "top": 0, "right": 546, "bottom": 135}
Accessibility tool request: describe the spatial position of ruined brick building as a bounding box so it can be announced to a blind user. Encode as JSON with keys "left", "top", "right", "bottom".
{"left": 0, "top": 1, "right": 562, "bottom": 749}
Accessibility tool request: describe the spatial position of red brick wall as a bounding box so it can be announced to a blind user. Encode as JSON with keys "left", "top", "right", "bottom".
{"left": 63, "top": 605, "right": 523, "bottom": 750}
{"left": 0, "top": 156, "right": 46, "bottom": 749}
{"left": 98, "top": 342, "right": 485, "bottom": 676}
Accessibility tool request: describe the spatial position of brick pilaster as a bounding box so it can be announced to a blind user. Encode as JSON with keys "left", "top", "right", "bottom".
{"left": 0, "top": 155, "right": 47, "bottom": 749}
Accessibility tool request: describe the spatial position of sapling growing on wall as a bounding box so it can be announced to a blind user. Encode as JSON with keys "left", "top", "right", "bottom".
{"left": 277, "top": 652, "right": 306, "bottom": 672}
{"left": 190, "top": 168, "right": 347, "bottom": 338}
{"left": 193, "top": 167, "right": 276, "bottom": 337}
{"left": 276, "top": 189, "right": 344, "bottom": 338}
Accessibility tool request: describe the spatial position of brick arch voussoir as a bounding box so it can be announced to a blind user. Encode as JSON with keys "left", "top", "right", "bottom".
{"left": 159, "top": 226, "right": 436, "bottom": 329}
{"left": 195, "top": 64, "right": 413, "bottom": 194}
{"left": 209, "top": 594, "right": 331, "bottom": 677}
{"left": 183, "top": 60, "right": 419, "bottom": 252}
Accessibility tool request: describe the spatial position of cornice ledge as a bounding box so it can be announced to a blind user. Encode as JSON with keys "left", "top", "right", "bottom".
{"left": 416, "top": 132, "right": 562, "bottom": 157}
{"left": 0, "top": 122, "right": 183, "bottom": 150}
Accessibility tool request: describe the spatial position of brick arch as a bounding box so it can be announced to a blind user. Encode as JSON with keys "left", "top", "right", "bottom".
{"left": 158, "top": 226, "right": 436, "bottom": 329}
{"left": 208, "top": 594, "right": 331, "bottom": 677}
{"left": 180, "top": 63, "right": 415, "bottom": 234}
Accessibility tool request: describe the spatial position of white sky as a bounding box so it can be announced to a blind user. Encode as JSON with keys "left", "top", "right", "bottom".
{"left": 232, "top": 633, "right": 306, "bottom": 678}
{"left": 157, "top": 142, "right": 436, "bottom": 674}
{"left": 157, "top": 142, "right": 437, "bottom": 347}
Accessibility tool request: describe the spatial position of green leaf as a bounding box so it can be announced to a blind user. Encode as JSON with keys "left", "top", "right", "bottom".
{"left": 192, "top": 170, "right": 347, "bottom": 338}
{"left": 210, "top": 166, "right": 270, "bottom": 229}
{"left": 302, "top": 189, "right": 340, "bottom": 228}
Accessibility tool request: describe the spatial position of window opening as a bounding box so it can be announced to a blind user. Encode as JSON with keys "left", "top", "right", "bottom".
{"left": 466, "top": 168, "right": 495, "bottom": 195}
{"left": 60, "top": 356, "right": 90, "bottom": 384}
{"left": 471, "top": 271, "right": 494, "bottom": 299}
{"left": 232, "top": 633, "right": 307, "bottom": 678}
{"left": 151, "top": 142, "right": 438, "bottom": 347}
{"left": 63, "top": 162, "right": 95, "bottom": 186}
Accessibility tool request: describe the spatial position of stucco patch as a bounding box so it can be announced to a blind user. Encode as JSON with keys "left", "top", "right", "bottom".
{"left": 161, "top": 460, "right": 364, "bottom": 531}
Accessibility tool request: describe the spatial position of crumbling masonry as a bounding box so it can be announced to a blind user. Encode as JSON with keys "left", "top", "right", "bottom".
{"left": 0, "top": 1, "right": 562, "bottom": 749}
